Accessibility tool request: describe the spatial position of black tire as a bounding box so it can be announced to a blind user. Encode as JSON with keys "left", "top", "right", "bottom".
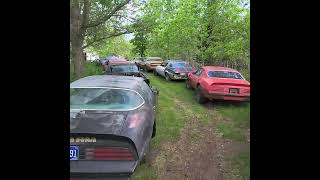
{"left": 165, "top": 73, "right": 171, "bottom": 81}
{"left": 196, "top": 86, "right": 208, "bottom": 104}
{"left": 186, "top": 79, "right": 191, "bottom": 89}
{"left": 152, "top": 122, "right": 156, "bottom": 138}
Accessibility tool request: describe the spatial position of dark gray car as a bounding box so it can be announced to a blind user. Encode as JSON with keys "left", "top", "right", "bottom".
{"left": 104, "top": 62, "right": 150, "bottom": 85}
{"left": 70, "top": 75, "right": 158, "bottom": 179}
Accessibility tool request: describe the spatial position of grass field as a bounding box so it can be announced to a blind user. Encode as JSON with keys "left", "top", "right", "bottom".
{"left": 70, "top": 63, "right": 250, "bottom": 179}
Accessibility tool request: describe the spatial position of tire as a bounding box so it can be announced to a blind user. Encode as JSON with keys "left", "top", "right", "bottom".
{"left": 186, "top": 79, "right": 191, "bottom": 89}
{"left": 165, "top": 73, "right": 171, "bottom": 81}
{"left": 196, "top": 86, "right": 208, "bottom": 104}
{"left": 152, "top": 122, "right": 156, "bottom": 138}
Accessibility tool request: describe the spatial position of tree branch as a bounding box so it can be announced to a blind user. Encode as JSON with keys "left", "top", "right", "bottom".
{"left": 82, "top": 31, "right": 130, "bottom": 49}
{"left": 84, "top": 0, "right": 130, "bottom": 29}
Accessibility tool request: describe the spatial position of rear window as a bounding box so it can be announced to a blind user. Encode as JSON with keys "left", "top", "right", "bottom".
{"left": 207, "top": 71, "right": 244, "bottom": 79}
{"left": 70, "top": 88, "right": 144, "bottom": 110}
{"left": 111, "top": 64, "right": 139, "bottom": 73}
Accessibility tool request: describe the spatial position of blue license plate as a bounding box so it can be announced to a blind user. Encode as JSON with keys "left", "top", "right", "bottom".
{"left": 70, "top": 146, "right": 79, "bottom": 160}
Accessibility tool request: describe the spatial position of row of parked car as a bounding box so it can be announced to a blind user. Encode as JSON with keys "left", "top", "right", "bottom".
{"left": 70, "top": 55, "right": 250, "bottom": 179}
{"left": 133, "top": 56, "right": 250, "bottom": 103}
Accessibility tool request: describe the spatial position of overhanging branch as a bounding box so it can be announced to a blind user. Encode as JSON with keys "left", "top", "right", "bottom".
{"left": 82, "top": 30, "right": 130, "bottom": 49}
{"left": 83, "top": 0, "right": 130, "bottom": 29}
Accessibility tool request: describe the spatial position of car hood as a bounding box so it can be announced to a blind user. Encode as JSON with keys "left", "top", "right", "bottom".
{"left": 70, "top": 110, "right": 129, "bottom": 135}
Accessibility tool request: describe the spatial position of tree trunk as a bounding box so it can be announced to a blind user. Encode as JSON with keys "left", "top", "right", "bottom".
{"left": 71, "top": 39, "right": 84, "bottom": 80}
{"left": 70, "top": 1, "right": 85, "bottom": 80}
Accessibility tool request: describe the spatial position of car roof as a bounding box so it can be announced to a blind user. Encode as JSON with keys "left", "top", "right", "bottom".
{"left": 110, "top": 61, "right": 136, "bottom": 65}
{"left": 202, "top": 66, "right": 238, "bottom": 72}
{"left": 109, "top": 60, "right": 128, "bottom": 64}
{"left": 70, "top": 75, "right": 146, "bottom": 91}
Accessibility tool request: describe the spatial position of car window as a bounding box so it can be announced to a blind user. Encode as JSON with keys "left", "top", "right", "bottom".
{"left": 110, "top": 64, "right": 139, "bottom": 73}
{"left": 207, "top": 71, "right": 244, "bottom": 79}
{"left": 70, "top": 88, "right": 144, "bottom": 110}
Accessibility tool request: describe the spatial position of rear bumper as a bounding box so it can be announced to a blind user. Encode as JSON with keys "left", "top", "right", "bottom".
{"left": 206, "top": 93, "right": 250, "bottom": 102}
{"left": 70, "top": 160, "right": 138, "bottom": 179}
{"left": 70, "top": 173, "right": 130, "bottom": 180}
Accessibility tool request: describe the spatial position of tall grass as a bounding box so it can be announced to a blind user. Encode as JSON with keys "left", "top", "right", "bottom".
{"left": 70, "top": 62, "right": 103, "bottom": 82}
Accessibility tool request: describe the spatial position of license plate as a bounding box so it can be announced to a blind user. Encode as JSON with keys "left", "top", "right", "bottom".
{"left": 180, "top": 73, "right": 186, "bottom": 76}
{"left": 229, "top": 88, "right": 239, "bottom": 94}
{"left": 70, "top": 146, "right": 79, "bottom": 160}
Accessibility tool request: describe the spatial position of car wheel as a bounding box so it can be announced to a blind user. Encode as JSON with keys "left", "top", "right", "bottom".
{"left": 196, "top": 86, "right": 208, "bottom": 104}
{"left": 186, "top": 79, "right": 191, "bottom": 89}
{"left": 165, "top": 73, "right": 171, "bottom": 81}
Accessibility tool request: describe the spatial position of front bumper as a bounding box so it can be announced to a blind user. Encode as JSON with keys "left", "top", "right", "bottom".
{"left": 169, "top": 74, "right": 188, "bottom": 80}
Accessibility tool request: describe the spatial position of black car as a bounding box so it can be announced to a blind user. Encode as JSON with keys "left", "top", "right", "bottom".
{"left": 70, "top": 75, "right": 158, "bottom": 179}
{"left": 105, "top": 62, "right": 150, "bottom": 85}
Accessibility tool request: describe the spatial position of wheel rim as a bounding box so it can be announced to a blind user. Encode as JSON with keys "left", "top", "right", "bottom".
{"left": 166, "top": 74, "right": 169, "bottom": 81}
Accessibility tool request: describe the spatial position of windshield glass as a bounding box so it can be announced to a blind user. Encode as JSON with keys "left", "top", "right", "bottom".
{"left": 207, "top": 71, "right": 244, "bottom": 79}
{"left": 111, "top": 64, "right": 139, "bottom": 73}
{"left": 70, "top": 88, "right": 144, "bottom": 110}
{"left": 172, "top": 62, "right": 191, "bottom": 68}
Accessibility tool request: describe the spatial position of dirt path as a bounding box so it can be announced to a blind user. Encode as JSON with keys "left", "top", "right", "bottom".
{"left": 146, "top": 102, "right": 249, "bottom": 180}
{"left": 158, "top": 118, "right": 224, "bottom": 180}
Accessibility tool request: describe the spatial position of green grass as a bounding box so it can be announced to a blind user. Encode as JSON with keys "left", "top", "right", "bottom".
{"left": 216, "top": 103, "right": 250, "bottom": 142}
{"left": 70, "top": 62, "right": 103, "bottom": 82}
{"left": 132, "top": 164, "right": 157, "bottom": 180}
{"left": 230, "top": 152, "right": 250, "bottom": 180}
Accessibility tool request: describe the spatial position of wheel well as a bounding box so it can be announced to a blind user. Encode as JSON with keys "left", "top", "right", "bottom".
{"left": 197, "top": 83, "right": 200, "bottom": 87}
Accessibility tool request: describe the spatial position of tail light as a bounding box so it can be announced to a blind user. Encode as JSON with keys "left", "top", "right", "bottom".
{"left": 85, "top": 147, "right": 135, "bottom": 161}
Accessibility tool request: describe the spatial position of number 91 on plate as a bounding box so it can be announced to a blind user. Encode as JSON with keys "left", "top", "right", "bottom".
{"left": 70, "top": 146, "right": 79, "bottom": 160}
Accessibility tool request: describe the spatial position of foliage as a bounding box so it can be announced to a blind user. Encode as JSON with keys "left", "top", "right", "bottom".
{"left": 131, "top": 0, "right": 250, "bottom": 71}
{"left": 89, "top": 35, "right": 134, "bottom": 60}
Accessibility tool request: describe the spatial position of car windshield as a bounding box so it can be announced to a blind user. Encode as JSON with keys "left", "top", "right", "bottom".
{"left": 70, "top": 88, "right": 144, "bottom": 110}
{"left": 207, "top": 71, "right": 244, "bottom": 79}
{"left": 171, "top": 62, "right": 192, "bottom": 68}
{"left": 110, "top": 64, "right": 139, "bottom": 73}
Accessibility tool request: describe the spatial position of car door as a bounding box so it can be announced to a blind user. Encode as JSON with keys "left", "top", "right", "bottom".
{"left": 189, "top": 68, "right": 203, "bottom": 88}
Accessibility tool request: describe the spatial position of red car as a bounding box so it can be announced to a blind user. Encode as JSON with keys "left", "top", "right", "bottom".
{"left": 186, "top": 66, "right": 250, "bottom": 103}
{"left": 103, "top": 59, "right": 128, "bottom": 70}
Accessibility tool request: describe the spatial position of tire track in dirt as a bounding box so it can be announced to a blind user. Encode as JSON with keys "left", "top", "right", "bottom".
{"left": 149, "top": 99, "right": 226, "bottom": 180}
